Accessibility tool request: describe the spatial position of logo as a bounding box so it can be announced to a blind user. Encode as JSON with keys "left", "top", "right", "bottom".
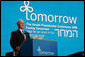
{"left": 37, "top": 46, "right": 54, "bottom": 55}
{"left": 20, "top": 1, "right": 33, "bottom": 20}
{"left": 20, "top": 1, "right": 33, "bottom": 12}
{"left": 20, "top": 1, "right": 77, "bottom": 24}
{"left": 20, "top": 1, "right": 78, "bottom": 38}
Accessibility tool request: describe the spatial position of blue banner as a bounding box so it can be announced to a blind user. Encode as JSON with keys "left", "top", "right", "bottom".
{"left": 1, "top": 1, "right": 84, "bottom": 56}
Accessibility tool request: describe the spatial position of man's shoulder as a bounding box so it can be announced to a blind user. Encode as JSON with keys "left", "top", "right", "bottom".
{"left": 11, "top": 30, "right": 18, "bottom": 34}
{"left": 24, "top": 31, "right": 29, "bottom": 34}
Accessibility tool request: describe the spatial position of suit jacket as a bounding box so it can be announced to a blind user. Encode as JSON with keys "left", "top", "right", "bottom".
{"left": 10, "top": 29, "right": 30, "bottom": 51}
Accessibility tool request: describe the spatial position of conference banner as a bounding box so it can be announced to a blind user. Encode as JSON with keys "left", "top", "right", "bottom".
{"left": 1, "top": 1, "right": 84, "bottom": 56}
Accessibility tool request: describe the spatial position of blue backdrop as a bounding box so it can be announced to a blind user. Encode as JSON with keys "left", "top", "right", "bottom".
{"left": 1, "top": 1, "right": 84, "bottom": 56}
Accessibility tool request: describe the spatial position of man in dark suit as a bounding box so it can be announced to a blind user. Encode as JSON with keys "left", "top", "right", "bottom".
{"left": 10, "top": 20, "right": 30, "bottom": 56}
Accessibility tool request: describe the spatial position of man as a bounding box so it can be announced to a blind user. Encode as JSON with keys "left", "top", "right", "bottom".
{"left": 10, "top": 20, "right": 30, "bottom": 56}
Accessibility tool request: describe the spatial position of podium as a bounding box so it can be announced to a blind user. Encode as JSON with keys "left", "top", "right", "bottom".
{"left": 20, "top": 39, "right": 57, "bottom": 56}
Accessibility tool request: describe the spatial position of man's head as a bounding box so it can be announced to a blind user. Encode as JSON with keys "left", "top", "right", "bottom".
{"left": 17, "top": 20, "right": 25, "bottom": 30}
